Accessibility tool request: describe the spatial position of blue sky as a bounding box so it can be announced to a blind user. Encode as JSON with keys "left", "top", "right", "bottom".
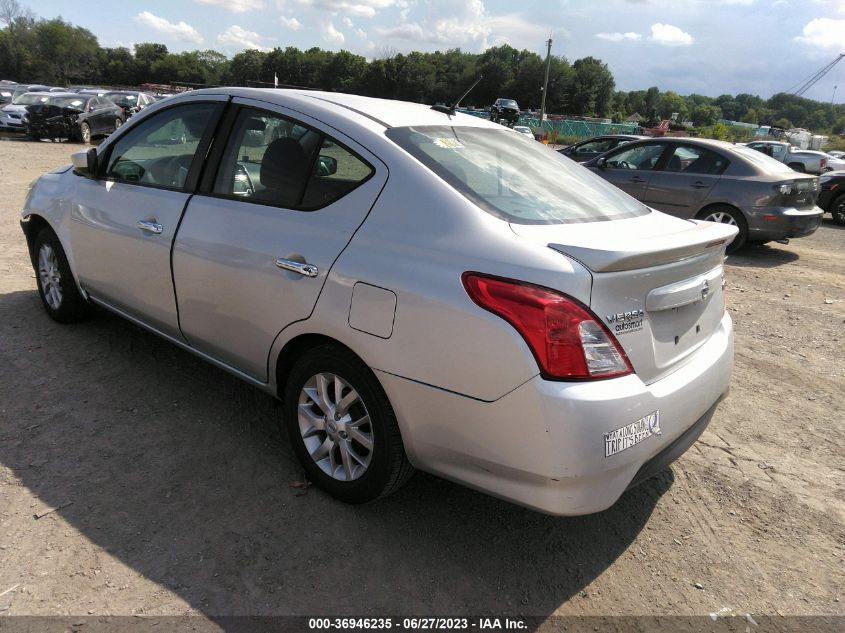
{"left": 28, "top": 0, "right": 845, "bottom": 100}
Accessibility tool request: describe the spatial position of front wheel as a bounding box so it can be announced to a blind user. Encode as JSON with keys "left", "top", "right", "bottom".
{"left": 698, "top": 205, "right": 747, "bottom": 253}
{"left": 788, "top": 162, "right": 805, "bottom": 173}
{"left": 113, "top": 117, "right": 123, "bottom": 132}
{"left": 830, "top": 193, "right": 845, "bottom": 225}
{"left": 283, "top": 344, "right": 414, "bottom": 504}
{"left": 33, "top": 227, "right": 93, "bottom": 323}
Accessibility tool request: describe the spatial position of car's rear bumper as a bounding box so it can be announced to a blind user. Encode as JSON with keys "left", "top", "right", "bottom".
{"left": 747, "top": 206, "right": 823, "bottom": 241}
{"left": 378, "top": 313, "right": 733, "bottom": 516}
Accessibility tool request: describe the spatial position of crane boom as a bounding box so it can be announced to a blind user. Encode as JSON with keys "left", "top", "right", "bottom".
{"left": 792, "top": 53, "right": 844, "bottom": 96}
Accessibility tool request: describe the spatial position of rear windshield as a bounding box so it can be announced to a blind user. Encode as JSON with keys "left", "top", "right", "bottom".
{"left": 732, "top": 145, "right": 796, "bottom": 174}
{"left": 386, "top": 125, "right": 649, "bottom": 224}
{"left": 47, "top": 96, "right": 86, "bottom": 109}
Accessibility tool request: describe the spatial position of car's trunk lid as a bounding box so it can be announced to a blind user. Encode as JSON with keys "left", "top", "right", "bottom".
{"left": 511, "top": 211, "right": 736, "bottom": 384}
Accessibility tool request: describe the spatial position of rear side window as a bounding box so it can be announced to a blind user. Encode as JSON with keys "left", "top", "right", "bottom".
{"left": 574, "top": 138, "right": 615, "bottom": 154}
{"left": 104, "top": 102, "right": 215, "bottom": 189}
{"left": 664, "top": 145, "right": 729, "bottom": 175}
{"left": 213, "top": 108, "right": 373, "bottom": 210}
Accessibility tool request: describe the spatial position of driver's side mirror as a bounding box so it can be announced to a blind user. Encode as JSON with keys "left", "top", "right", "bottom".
{"left": 595, "top": 157, "right": 608, "bottom": 169}
{"left": 71, "top": 147, "right": 98, "bottom": 177}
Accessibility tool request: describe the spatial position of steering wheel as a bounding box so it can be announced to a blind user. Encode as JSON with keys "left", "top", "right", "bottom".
{"left": 616, "top": 160, "right": 630, "bottom": 169}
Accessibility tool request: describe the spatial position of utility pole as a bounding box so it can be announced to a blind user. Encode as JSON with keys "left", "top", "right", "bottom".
{"left": 539, "top": 36, "right": 553, "bottom": 134}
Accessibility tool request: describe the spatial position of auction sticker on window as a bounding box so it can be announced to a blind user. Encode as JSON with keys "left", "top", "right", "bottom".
{"left": 604, "top": 411, "right": 661, "bottom": 458}
{"left": 433, "top": 137, "right": 465, "bottom": 149}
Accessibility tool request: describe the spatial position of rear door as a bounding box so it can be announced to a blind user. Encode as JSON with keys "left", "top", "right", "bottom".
{"left": 69, "top": 97, "right": 225, "bottom": 338}
{"left": 171, "top": 98, "right": 387, "bottom": 381}
{"left": 590, "top": 141, "right": 668, "bottom": 200}
{"left": 643, "top": 143, "right": 728, "bottom": 218}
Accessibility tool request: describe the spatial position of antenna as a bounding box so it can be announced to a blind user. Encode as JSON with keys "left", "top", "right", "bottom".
{"left": 431, "top": 75, "right": 483, "bottom": 116}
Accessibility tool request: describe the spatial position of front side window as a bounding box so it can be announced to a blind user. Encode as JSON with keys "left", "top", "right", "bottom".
{"left": 386, "top": 125, "right": 649, "bottom": 225}
{"left": 104, "top": 102, "right": 215, "bottom": 189}
{"left": 605, "top": 142, "right": 666, "bottom": 171}
{"left": 213, "top": 108, "right": 373, "bottom": 209}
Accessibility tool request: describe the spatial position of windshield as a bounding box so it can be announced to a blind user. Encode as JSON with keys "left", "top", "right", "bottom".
{"left": 733, "top": 146, "right": 799, "bottom": 174}
{"left": 13, "top": 93, "right": 50, "bottom": 105}
{"left": 47, "top": 96, "right": 86, "bottom": 110}
{"left": 386, "top": 125, "right": 650, "bottom": 225}
{"left": 105, "top": 93, "right": 137, "bottom": 107}
{"left": 497, "top": 100, "right": 518, "bottom": 108}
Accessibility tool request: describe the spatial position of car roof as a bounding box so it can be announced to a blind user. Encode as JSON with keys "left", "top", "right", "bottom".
{"left": 171, "top": 87, "right": 507, "bottom": 130}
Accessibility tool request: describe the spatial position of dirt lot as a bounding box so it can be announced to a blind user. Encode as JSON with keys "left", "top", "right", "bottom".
{"left": 0, "top": 137, "right": 842, "bottom": 627}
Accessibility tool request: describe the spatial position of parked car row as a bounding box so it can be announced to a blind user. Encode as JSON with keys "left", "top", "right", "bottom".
{"left": 1, "top": 83, "right": 159, "bottom": 142}
{"left": 744, "top": 140, "right": 845, "bottom": 174}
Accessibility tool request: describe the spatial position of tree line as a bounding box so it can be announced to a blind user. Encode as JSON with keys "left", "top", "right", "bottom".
{"left": 1, "top": 0, "right": 843, "bottom": 134}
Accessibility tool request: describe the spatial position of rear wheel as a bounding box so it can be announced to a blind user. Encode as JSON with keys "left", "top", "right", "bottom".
{"left": 830, "top": 193, "right": 845, "bottom": 225}
{"left": 33, "top": 227, "right": 92, "bottom": 323}
{"left": 79, "top": 122, "right": 91, "bottom": 144}
{"left": 698, "top": 205, "right": 747, "bottom": 254}
{"left": 113, "top": 117, "right": 122, "bottom": 132}
{"left": 788, "top": 162, "right": 805, "bottom": 173}
{"left": 283, "top": 344, "right": 414, "bottom": 504}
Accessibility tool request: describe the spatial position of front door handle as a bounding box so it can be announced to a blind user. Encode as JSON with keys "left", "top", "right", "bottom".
{"left": 276, "top": 258, "right": 319, "bottom": 278}
{"left": 629, "top": 176, "right": 645, "bottom": 184}
{"left": 136, "top": 220, "right": 163, "bottom": 234}
{"left": 691, "top": 181, "right": 710, "bottom": 189}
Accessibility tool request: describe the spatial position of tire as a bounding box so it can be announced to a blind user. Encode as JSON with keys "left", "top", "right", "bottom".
{"left": 830, "top": 193, "right": 845, "bottom": 226}
{"left": 283, "top": 344, "right": 414, "bottom": 504}
{"left": 788, "top": 162, "right": 805, "bottom": 173}
{"left": 698, "top": 205, "right": 748, "bottom": 254}
{"left": 79, "top": 122, "right": 91, "bottom": 144}
{"left": 113, "top": 117, "right": 122, "bottom": 132}
{"left": 32, "top": 227, "right": 93, "bottom": 323}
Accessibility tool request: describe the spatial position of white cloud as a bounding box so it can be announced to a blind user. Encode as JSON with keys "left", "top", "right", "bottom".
{"left": 649, "top": 23, "right": 694, "bottom": 46}
{"left": 280, "top": 16, "right": 303, "bottom": 30}
{"left": 795, "top": 17, "right": 845, "bottom": 48}
{"left": 322, "top": 21, "right": 346, "bottom": 43}
{"left": 277, "top": 0, "right": 397, "bottom": 18}
{"left": 596, "top": 31, "right": 642, "bottom": 41}
{"left": 194, "top": 0, "right": 264, "bottom": 12}
{"left": 343, "top": 17, "right": 354, "bottom": 28}
{"left": 217, "top": 25, "right": 273, "bottom": 51}
{"left": 135, "top": 11, "right": 204, "bottom": 44}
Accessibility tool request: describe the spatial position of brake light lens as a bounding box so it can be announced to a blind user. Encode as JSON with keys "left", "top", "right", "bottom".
{"left": 462, "top": 273, "right": 633, "bottom": 380}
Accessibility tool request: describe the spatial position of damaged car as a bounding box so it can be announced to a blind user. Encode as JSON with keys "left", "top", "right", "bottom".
{"left": 24, "top": 93, "right": 125, "bottom": 143}
{"left": 103, "top": 91, "right": 156, "bottom": 120}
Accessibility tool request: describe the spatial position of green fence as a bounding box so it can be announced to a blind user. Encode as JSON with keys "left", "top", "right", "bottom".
{"left": 456, "top": 109, "right": 640, "bottom": 139}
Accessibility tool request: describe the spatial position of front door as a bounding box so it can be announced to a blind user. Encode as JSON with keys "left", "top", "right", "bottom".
{"left": 591, "top": 141, "right": 668, "bottom": 200}
{"left": 172, "top": 99, "right": 387, "bottom": 380}
{"left": 69, "top": 98, "right": 223, "bottom": 338}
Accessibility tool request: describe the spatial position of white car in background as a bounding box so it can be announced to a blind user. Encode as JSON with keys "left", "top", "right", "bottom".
{"left": 20, "top": 88, "right": 736, "bottom": 515}
{"left": 512, "top": 125, "right": 534, "bottom": 138}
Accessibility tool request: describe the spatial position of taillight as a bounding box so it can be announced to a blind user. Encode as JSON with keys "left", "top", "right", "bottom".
{"left": 820, "top": 158, "right": 827, "bottom": 169}
{"left": 462, "top": 273, "right": 633, "bottom": 380}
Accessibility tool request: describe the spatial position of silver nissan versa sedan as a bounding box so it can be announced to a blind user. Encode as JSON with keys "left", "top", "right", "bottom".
{"left": 20, "top": 88, "right": 737, "bottom": 515}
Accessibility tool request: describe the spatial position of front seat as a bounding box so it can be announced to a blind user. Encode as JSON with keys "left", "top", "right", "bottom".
{"left": 258, "top": 138, "right": 309, "bottom": 207}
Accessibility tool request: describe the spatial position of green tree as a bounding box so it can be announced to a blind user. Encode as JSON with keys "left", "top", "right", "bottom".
{"left": 691, "top": 104, "right": 722, "bottom": 127}
{"left": 225, "top": 48, "right": 267, "bottom": 85}
{"left": 33, "top": 18, "right": 99, "bottom": 83}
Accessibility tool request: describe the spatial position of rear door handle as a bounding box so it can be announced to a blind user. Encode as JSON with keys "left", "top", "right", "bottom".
{"left": 630, "top": 177, "right": 645, "bottom": 183}
{"left": 691, "top": 181, "right": 710, "bottom": 189}
{"left": 276, "top": 258, "right": 319, "bottom": 278}
{"left": 136, "top": 220, "right": 163, "bottom": 234}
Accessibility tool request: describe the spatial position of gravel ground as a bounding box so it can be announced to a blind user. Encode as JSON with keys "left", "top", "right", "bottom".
{"left": 0, "top": 136, "right": 842, "bottom": 627}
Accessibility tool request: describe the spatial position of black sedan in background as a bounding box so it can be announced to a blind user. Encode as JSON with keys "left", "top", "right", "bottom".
{"left": 24, "top": 92, "right": 125, "bottom": 143}
{"left": 583, "top": 137, "right": 823, "bottom": 252}
{"left": 817, "top": 171, "right": 845, "bottom": 224}
{"left": 558, "top": 134, "right": 646, "bottom": 162}
{"left": 103, "top": 91, "right": 155, "bottom": 119}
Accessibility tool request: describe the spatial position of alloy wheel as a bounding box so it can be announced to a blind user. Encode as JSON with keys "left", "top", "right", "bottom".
{"left": 38, "top": 243, "right": 63, "bottom": 310}
{"left": 703, "top": 210, "right": 738, "bottom": 226}
{"left": 297, "top": 372, "right": 374, "bottom": 482}
{"left": 81, "top": 123, "right": 91, "bottom": 143}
